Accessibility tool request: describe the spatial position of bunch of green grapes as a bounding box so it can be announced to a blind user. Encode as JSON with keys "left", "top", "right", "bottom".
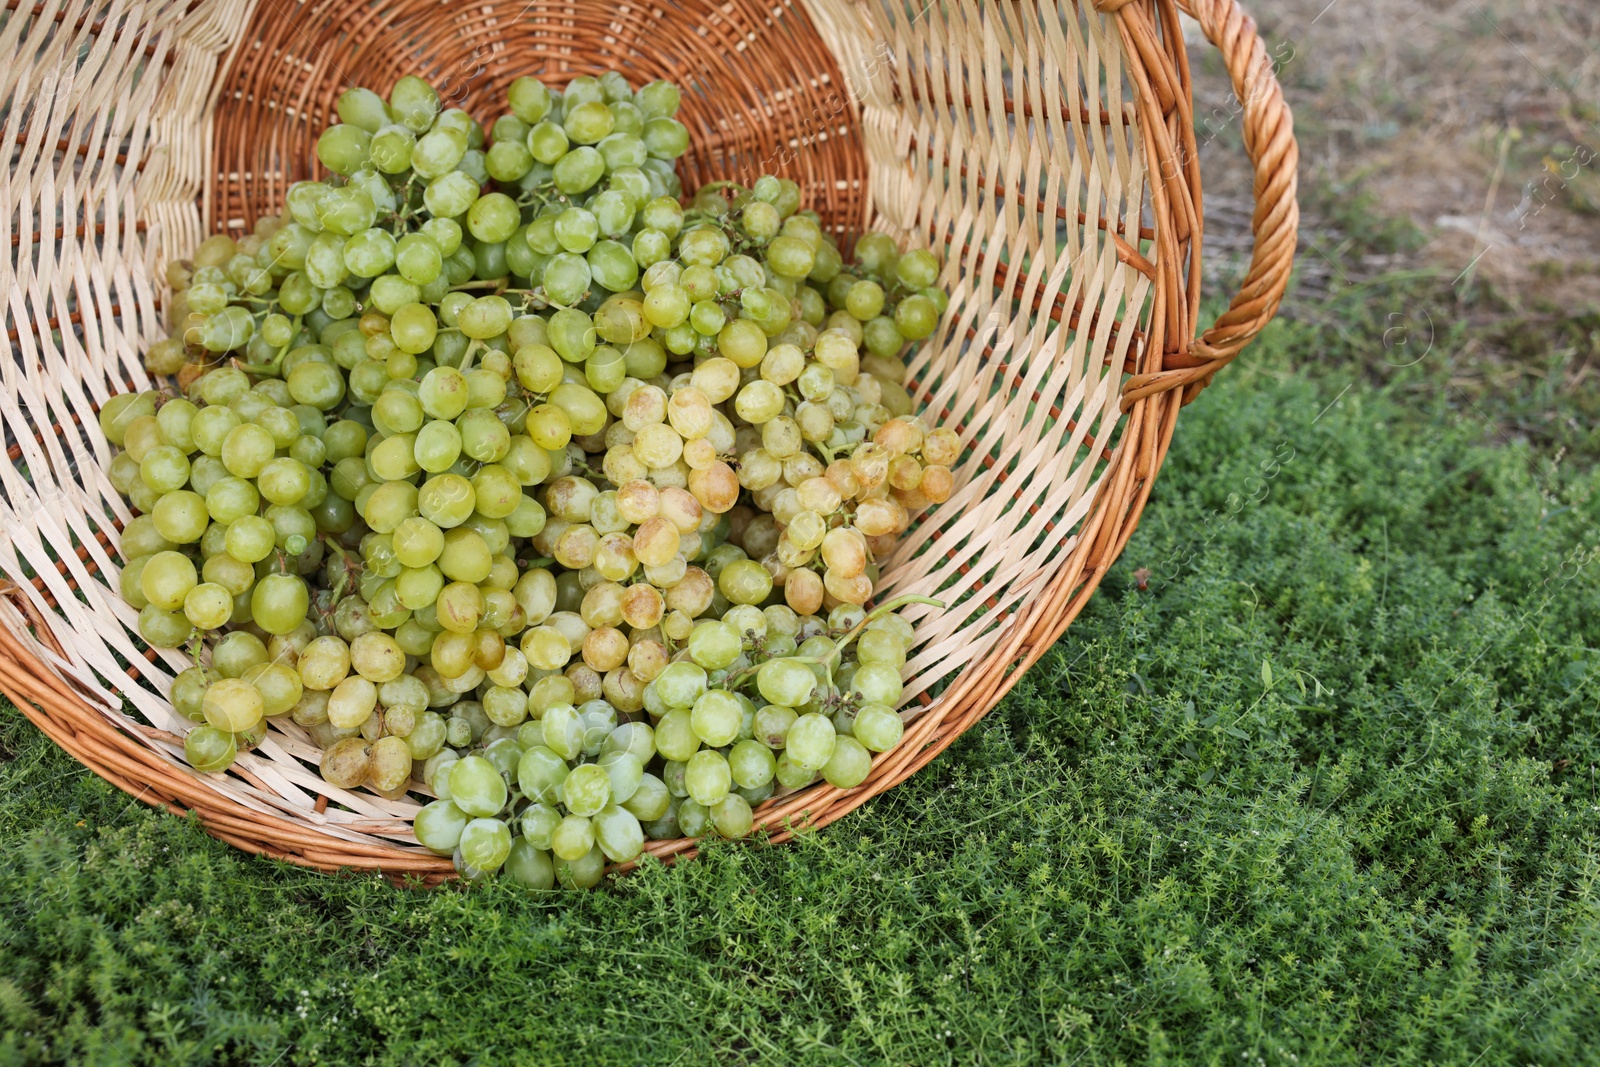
{"left": 105, "top": 68, "right": 960, "bottom": 889}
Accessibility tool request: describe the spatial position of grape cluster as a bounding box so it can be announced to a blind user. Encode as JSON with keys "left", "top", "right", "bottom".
{"left": 104, "top": 69, "right": 953, "bottom": 889}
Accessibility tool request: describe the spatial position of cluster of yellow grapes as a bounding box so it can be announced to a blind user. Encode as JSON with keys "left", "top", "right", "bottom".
{"left": 103, "top": 68, "right": 953, "bottom": 888}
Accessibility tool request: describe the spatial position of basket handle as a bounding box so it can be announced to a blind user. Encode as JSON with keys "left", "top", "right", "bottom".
{"left": 1105, "top": 0, "right": 1299, "bottom": 407}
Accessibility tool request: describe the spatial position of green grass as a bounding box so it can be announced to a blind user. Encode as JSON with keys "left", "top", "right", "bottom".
{"left": 4, "top": 300, "right": 1600, "bottom": 1065}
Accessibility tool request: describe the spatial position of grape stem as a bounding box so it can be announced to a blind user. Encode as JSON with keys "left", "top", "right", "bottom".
{"left": 233, "top": 313, "right": 299, "bottom": 377}
{"left": 726, "top": 593, "right": 947, "bottom": 691}
{"left": 834, "top": 594, "right": 945, "bottom": 656}
{"left": 320, "top": 536, "right": 361, "bottom": 605}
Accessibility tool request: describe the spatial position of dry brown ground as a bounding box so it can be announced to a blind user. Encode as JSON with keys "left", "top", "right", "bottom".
{"left": 1183, "top": 0, "right": 1600, "bottom": 313}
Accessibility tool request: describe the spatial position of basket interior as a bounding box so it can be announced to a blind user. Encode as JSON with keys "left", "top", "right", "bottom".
{"left": 1, "top": 0, "right": 1164, "bottom": 854}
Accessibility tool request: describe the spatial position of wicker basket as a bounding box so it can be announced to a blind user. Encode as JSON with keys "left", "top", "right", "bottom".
{"left": 0, "top": 0, "right": 1296, "bottom": 880}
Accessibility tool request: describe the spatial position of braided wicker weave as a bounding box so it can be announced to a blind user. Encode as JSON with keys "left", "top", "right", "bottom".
{"left": 0, "top": 0, "right": 1296, "bottom": 880}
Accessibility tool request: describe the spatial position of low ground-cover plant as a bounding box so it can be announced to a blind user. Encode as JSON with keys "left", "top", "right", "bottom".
{"left": 2, "top": 306, "right": 1598, "bottom": 1065}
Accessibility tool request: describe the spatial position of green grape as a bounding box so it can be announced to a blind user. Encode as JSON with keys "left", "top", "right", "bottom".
{"left": 640, "top": 195, "right": 683, "bottom": 236}
{"left": 554, "top": 207, "right": 599, "bottom": 253}
{"left": 635, "top": 80, "right": 680, "bottom": 119}
{"left": 509, "top": 76, "right": 553, "bottom": 123}
{"left": 318, "top": 284, "right": 354, "bottom": 320}
{"left": 774, "top": 750, "right": 816, "bottom": 790}
{"left": 598, "top": 71, "right": 632, "bottom": 103}
{"left": 393, "top": 235, "right": 442, "bottom": 287}
{"left": 542, "top": 253, "right": 591, "bottom": 307}
{"left": 422, "top": 170, "right": 478, "bottom": 219}
{"left": 415, "top": 419, "right": 463, "bottom": 472}
{"left": 213, "top": 631, "right": 270, "bottom": 679}
{"left": 525, "top": 215, "right": 561, "bottom": 255}
{"left": 251, "top": 573, "right": 310, "bottom": 635}
{"left": 654, "top": 661, "right": 708, "bottom": 708}
{"left": 767, "top": 234, "right": 815, "bottom": 278}
{"left": 552, "top": 146, "right": 604, "bottom": 194}
{"left": 505, "top": 838, "right": 555, "bottom": 888}
{"left": 101, "top": 391, "right": 155, "bottom": 450}
{"left": 245, "top": 661, "right": 303, "bottom": 716}
{"left": 467, "top": 192, "right": 520, "bottom": 244}
{"left": 182, "top": 581, "right": 233, "bottom": 629}
{"left": 562, "top": 762, "right": 611, "bottom": 816}
{"left": 551, "top": 814, "right": 595, "bottom": 862}
{"left": 564, "top": 100, "right": 614, "bottom": 144}
{"left": 527, "top": 120, "right": 569, "bottom": 164}
{"left": 851, "top": 662, "right": 904, "bottom": 707}
{"left": 199, "top": 306, "right": 255, "bottom": 353}
{"left": 621, "top": 771, "right": 671, "bottom": 822}
{"left": 729, "top": 738, "right": 777, "bottom": 789}
{"left": 642, "top": 117, "right": 688, "bottom": 159}
{"left": 821, "top": 734, "right": 872, "bottom": 788}
{"left": 184, "top": 726, "right": 237, "bottom": 773}
{"left": 608, "top": 103, "right": 645, "bottom": 138}
{"left": 676, "top": 798, "right": 710, "bottom": 838}
{"left": 257, "top": 457, "right": 312, "bottom": 507}
{"left": 587, "top": 240, "right": 638, "bottom": 292}
{"left": 851, "top": 232, "right": 896, "bottom": 276}
{"left": 391, "top": 75, "right": 441, "bottom": 132}
{"left": 460, "top": 817, "right": 513, "bottom": 871}
{"left": 856, "top": 628, "right": 908, "bottom": 669}
{"left": 894, "top": 293, "right": 939, "bottom": 340}
{"left": 520, "top": 802, "right": 563, "bottom": 850}
{"left": 370, "top": 123, "right": 416, "bottom": 173}
{"left": 786, "top": 712, "right": 838, "bottom": 771}
{"left": 631, "top": 228, "right": 670, "bottom": 268}
{"left": 139, "top": 550, "right": 196, "bottom": 612}
{"left": 538, "top": 701, "right": 581, "bottom": 759}
{"left": 686, "top": 620, "right": 741, "bottom": 670}
{"left": 583, "top": 346, "right": 625, "bottom": 394}
{"left": 851, "top": 703, "right": 904, "bottom": 753}
{"left": 458, "top": 295, "right": 513, "bottom": 340}
{"left": 370, "top": 432, "right": 421, "bottom": 481}
{"left": 690, "top": 688, "right": 743, "bottom": 747}
{"left": 756, "top": 658, "right": 816, "bottom": 708}
{"left": 139, "top": 446, "right": 190, "bottom": 494}
{"left": 486, "top": 138, "right": 534, "bottom": 182}
{"left": 517, "top": 746, "right": 569, "bottom": 805}
{"left": 412, "top": 127, "right": 468, "bottom": 179}
{"left": 344, "top": 227, "right": 396, "bottom": 277}
{"left": 419, "top": 366, "right": 470, "bottom": 419}
{"left": 564, "top": 75, "right": 605, "bottom": 107}
{"left": 318, "top": 185, "right": 378, "bottom": 237}
{"left": 862, "top": 314, "right": 902, "bottom": 358}
{"left": 414, "top": 799, "right": 470, "bottom": 855}
{"left": 654, "top": 708, "right": 700, "bottom": 762}
{"left": 202, "top": 677, "right": 264, "bottom": 733}
{"left": 592, "top": 804, "right": 643, "bottom": 863}
{"left": 590, "top": 188, "right": 636, "bottom": 235}
{"left": 447, "top": 755, "right": 508, "bottom": 817}
{"left": 894, "top": 247, "right": 939, "bottom": 288}
{"left": 710, "top": 794, "right": 753, "bottom": 839}
{"left": 316, "top": 124, "right": 371, "bottom": 175}
{"left": 170, "top": 666, "right": 215, "bottom": 722}
{"left": 137, "top": 603, "right": 191, "bottom": 647}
